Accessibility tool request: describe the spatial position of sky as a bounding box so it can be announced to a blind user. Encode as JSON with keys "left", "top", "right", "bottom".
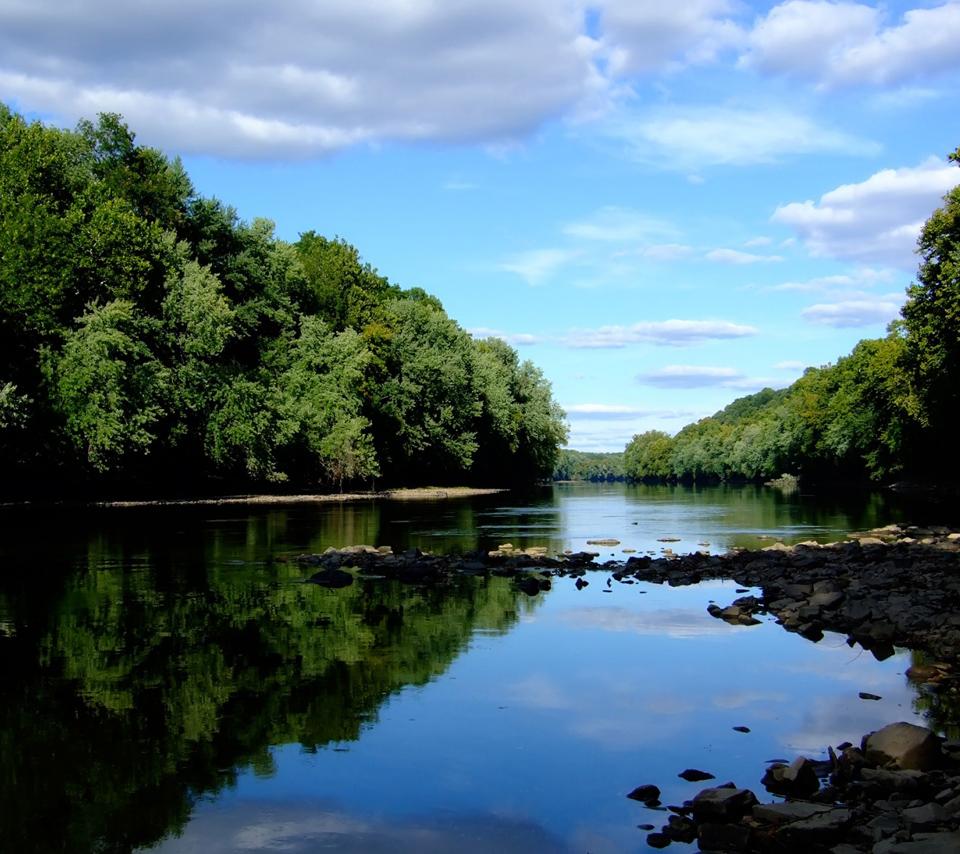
{"left": 3, "top": 1, "right": 960, "bottom": 451}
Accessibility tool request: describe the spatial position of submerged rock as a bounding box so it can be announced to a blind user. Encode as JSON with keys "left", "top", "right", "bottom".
{"left": 306, "top": 567, "right": 354, "bottom": 588}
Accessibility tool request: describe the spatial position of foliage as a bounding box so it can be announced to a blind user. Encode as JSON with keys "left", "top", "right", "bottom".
{"left": 0, "top": 105, "right": 567, "bottom": 492}
{"left": 554, "top": 449, "right": 625, "bottom": 481}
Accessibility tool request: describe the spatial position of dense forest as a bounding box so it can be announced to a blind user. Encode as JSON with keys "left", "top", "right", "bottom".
{"left": 0, "top": 106, "right": 567, "bottom": 495}
{"left": 553, "top": 449, "right": 625, "bottom": 481}
{"left": 624, "top": 148, "right": 960, "bottom": 485}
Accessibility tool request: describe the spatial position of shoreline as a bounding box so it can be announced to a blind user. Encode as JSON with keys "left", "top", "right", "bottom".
{"left": 296, "top": 527, "right": 960, "bottom": 851}
{"left": 0, "top": 486, "right": 508, "bottom": 510}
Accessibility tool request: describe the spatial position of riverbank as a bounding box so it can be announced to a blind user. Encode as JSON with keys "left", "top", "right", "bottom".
{"left": 295, "top": 525, "right": 960, "bottom": 852}
{"left": 0, "top": 486, "right": 507, "bottom": 510}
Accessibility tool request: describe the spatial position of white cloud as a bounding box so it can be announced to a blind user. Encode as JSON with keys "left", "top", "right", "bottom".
{"left": 498, "top": 248, "right": 579, "bottom": 285}
{"left": 598, "top": 0, "right": 745, "bottom": 75}
{"left": 706, "top": 248, "right": 784, "bottom": 264}
{"left": 767, "top": 267, "right": 897, "bottom": 293}
{"left": 0, "top": 0, "right": 605, "bottom": 157}
{"left": 565, "top": 319, "right": 758, "bottom": 348}
{"left": 557, "top": 605, "right": 748, "bottom": 639}
{"left": 744, "top": 236, "right": 773, "bottom": 247}
{"left": 469, "top": 327, "right": 540, "bottom": 346}
{"left": 775, "top": 360, "right": 806, "bottom": 370}
{"left": 562, "top": 206, "right": 675, "bottom": 242}
{"left": 742, "top": 1, "right": 960, "bottom": 88}
{"left": 638, "top": 365, "right": 742, "bottom": 388}
{"left": 773, "top": 157, "right": 959, "bottom": 268}
{"left": 609, "top": 105, "right": 878, "bottom": 169}
{"left": 801, "top": 295, "right": 903, "bottom": 327}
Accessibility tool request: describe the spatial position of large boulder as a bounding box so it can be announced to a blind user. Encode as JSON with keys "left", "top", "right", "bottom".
{"left": 691, "top": 786, "right": 758, "bottom": 822}
{"left": 862, "top": 722, "right": 943, "bottom": 771}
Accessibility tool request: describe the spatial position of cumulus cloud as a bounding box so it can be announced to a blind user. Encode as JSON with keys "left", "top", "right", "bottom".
{"left": 801, "top": 295, "right": 904, "bottom": 327}
{"left": 565, "top": 319, "right": 758, "bottom": 349}
{"left": 469, "top": 327, "right": 540, "bottom": 346}
{"left": 609, "top": 105, "right": 878, "bottom": 169}
{"left": 706, "top": 248, "right": 784, "bottom": 264}
{"left": 497, "top": 248, "right": 580, "bottom": 285}
{"left": 598, "top": 0, "right": 745, "bottom": 74}
{"left": 742, "top": 1, "right": 960, "bottom": 88}
{"left": 773, "top": 157, "right": 959, "bottom": 268}
{"left": 0, "top": 0, "right": 605, "bottom": 157}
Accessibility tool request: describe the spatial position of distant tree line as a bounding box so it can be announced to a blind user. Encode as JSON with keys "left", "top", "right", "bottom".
{"left": 624, "top": 149, "right": 960, "bottom": 485}
{"left": 553, "top": 449, "right": 625, "bottom": 481}
{"left": 0, "top": 106, "right": 567, "bottom": 495}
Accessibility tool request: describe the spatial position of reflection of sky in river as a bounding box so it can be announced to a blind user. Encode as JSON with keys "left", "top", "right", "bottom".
{"left": 150, "top": 575, "right": 921, "bottom": 854}
{"left": 365, "top": 482, "right": 934, "bottom": 560}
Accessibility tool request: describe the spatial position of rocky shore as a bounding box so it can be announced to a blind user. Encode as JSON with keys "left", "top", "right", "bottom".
{"left": 294, "top": 524, "right": 960, "bottom": 852}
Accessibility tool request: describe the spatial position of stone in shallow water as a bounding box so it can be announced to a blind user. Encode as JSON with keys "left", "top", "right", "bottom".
{"left": 626, "top": 784, "right": 661, "bottom": 802}
{"left": 691, "top": 787, "right": 758, "bottom": 822}
{"left": 761, "top": 757, "right": 820, "bottom": 798}
{"left": 863, "top": 722, "right": 943, "bottom": 771}
{"left": 679, "top": 768, "right": 716, "bottom": 782}
{"left": 307, "top": 568, "right": 354, "bottom": 588}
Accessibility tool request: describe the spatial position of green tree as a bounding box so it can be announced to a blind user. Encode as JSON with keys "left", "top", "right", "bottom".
{"left": 45, "top": 300, "right": 169, "bottom": 472}
{"left": 624, "top": 431, "right": 675, "bottom": 480}
{"left": 276, "top": 318, "right": 379, "bottom": 488}
{"left": 901, "top": 147, "right": 960, "bottom": 472}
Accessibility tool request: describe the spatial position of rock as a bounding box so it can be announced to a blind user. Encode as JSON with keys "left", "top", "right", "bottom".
{"left": 646, "top": 832, "right": 671, "bottom": 848}
{"left": 516, "top": 576, "right": 543, "bottom": 596}
{"left": 876, "top": 832, "right": 960, "bottom": 853}
{"left": 860, "top": 691, "right": 883, "bottom": 700}
{"left": 664, "top": 815, "right": 697, "bottom": 843}
{"left": 733, "top": 726, "right": 751, "bottom": 733}
{"left": 762, "top": 757, "right": 820, "bottom": 798}
{"left": 867, "top": 813, "right": 901, "bottom": 841}
{"left": 902, "top": 802, "right": 950, "bottom": 830}
{"left": 307, "top": 567, "right": 354, "bottom": 588}
{"left": 627, "top": 784, "right": 661, "bottom": 802}
{"left": 698, "top": 823, "right": 752, "bottom": 851}
{"left": 691, "top": 787, "right": 758, "bottom": 822}
{"left": 809, "top": 590, "right": 845, "bottom": 609}
{"left": 752, "top": 801, "right": 832, "bottom": 824}
{"left": 586, "top": 538, "right": 620, "bottom": 546}
{"left": 778, "top": 808, "right": 851, "bottom": 844}
{"left": 637, "top": 823, "right": 654, "bottom": 831}
{"left": 863, "top": 722, "right": 943, "bottom": 771}
{"left": 679, "top": 768, "right": 716, "bottom": 782}
{"left": 574, "top": 577, "right": 589, "bottom": 589}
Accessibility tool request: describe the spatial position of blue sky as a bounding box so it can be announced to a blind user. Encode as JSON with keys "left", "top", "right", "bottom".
{"left": 3, "top": 0, "right": 960, "bottom": 450}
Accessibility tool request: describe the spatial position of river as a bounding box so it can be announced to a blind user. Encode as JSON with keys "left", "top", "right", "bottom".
{"left": 0, "top": 483, "right": 955, "bottom": 853}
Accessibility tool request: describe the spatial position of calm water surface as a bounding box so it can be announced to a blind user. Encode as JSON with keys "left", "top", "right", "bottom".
{"left": 0, "top": 483, "right": 955, "bottom": 853}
